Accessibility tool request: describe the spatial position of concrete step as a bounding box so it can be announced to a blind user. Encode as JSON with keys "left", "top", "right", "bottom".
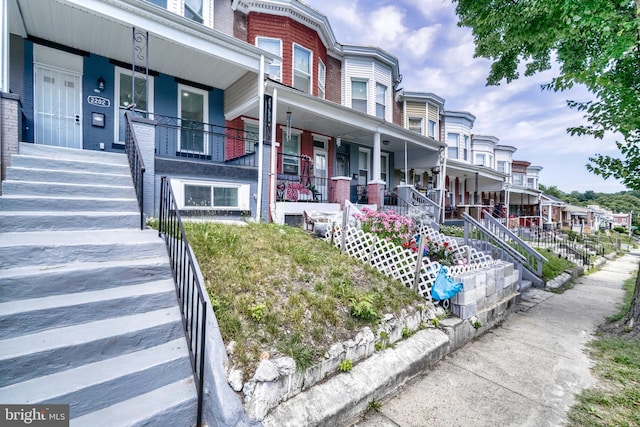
{"left": 72, "top": 377, "right": 197, "bottom": 427}
{"left": 519, "top": 279, "right": 533, "bottom": 293}
{"left": 0, "top": 195, "right": 138, "bottom": 212}
{"left": 1, "top": 180, "right": 136, "bottom": 198}
{"left": 19, "top": 142, "right": 128, "bottom": 165}
{"left": 0, "top": 256, "right": 173, "bottom": 302}
{"left": 0, "top": 279, "right": 177, "bottom": 339}
{"left": 0, "top": 211, "right": 140, "bottom": 232}
{"left": 11, "top": 154, "right": 130, "bottom": 176}
{"left": 0, "top": 229, "right": 165, "bottom": 269}
{"left": 0, "top": 306, "right": 185, "bottom": 387}
{"left": 0, "top": 339, "right": 193, "bottom": 422}
{"left": 6, "top": 167, "right": 133, "bottom": 187}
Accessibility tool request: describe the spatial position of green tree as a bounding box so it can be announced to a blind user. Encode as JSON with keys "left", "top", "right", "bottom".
{"left": 453, "top": 0, "right": 640, "bottom": 332}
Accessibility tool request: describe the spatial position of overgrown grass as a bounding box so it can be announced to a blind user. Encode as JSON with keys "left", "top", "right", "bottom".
{"left": 184, "top": 222, "right": 423, "bottom": 379}
{"left": 567, "top": 275, "right": 640, "bottom": 427}
{"left": 535, "top": 247, "right": 576, "bottom": 281}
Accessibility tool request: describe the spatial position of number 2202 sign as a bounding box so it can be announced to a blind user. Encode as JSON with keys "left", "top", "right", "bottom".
{"left": 87, "top": 96, "right": 111, "bottom": 108}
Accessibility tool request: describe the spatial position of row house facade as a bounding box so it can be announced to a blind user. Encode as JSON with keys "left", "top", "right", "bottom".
{"left": 1, "top": 0, "right": 544, "bottom": 228}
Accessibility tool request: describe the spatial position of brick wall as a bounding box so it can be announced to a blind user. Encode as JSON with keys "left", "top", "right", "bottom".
{"left": 1, "top": 93, "right": 20, "bottom": 194}
{"left": 233, "top": 10, "right": 248, "bottom": 40}
{"left": 392, "top": 96, "right": 402, "bottom": 126}
{"left": 325, "top": 56, "right": 342, "bottom": 104}
{"left": 247, "top": 13, "right": 328, "bottom": 98}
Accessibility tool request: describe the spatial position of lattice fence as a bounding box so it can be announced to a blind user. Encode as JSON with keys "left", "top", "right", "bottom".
{"left": 325, "top": 221, "right": 497, "bottom": 301}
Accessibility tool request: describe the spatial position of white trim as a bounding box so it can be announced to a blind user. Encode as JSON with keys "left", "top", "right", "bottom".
{"left": 278, "top": 125, "right": 303, "bottom": 136}
{"left": 241, "top": 117, "right": 259, "bottom": 126}
{"left": 317, "top": 58, "right": 326, "bottom": 99}
{"left": 380, "top": 152, "right": 390, "bottom": 188}
{"left": 358, "top": 147, "right": 371, "bottom": 183}
{"left": 114, "top": 66, "right": 155, "bottom": 145}
{"left": 311, "top": 133, "right": 330, "bottom": 142}
{"left": 256, "top": 36, "right": 282, "bottom": 81}
{"left": 292, "top": 42, "right": 312, "bottom": 93}
{"left": 173, "top": 178, "right": 250, "bottom": 210}
{"left": 178, "top": 83, "right": 209, "bottom": 154}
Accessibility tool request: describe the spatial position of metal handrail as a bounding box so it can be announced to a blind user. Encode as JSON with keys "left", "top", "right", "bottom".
{"left": 481, "top": 209, "right": 547, "bottom": 276}
{"left": 124, "top": 112, "right": 146, "bottom": 230}
{"left": 462, "top": 212, "right": 528, "bottom": 265}
{"left": 408, "top": 187, "right": 441, "bottom": 225}
{"left": 158, "top": 177, "right": 207, "bottom": 427}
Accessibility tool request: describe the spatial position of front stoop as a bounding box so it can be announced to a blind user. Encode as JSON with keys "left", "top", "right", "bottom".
{"left": 0, "top": 143, "right": 197, "bottom": 426}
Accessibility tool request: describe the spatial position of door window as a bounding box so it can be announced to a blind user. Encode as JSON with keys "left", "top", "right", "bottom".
{"left": 179, "top": 85, "right": 208, "bottom": 154}
{"left": 115, "top": 67, "right": 154, "bottom": 144}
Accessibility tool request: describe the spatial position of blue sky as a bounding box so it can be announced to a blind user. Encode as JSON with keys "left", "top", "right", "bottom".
{"left": 301, "top": 0, "right": 628, "bottom": 194}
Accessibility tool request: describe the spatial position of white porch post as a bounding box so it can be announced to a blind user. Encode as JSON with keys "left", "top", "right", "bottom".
{"left": 0, "top": 0, "right": 8, "bottom": 92}
{"left": 256, "top": 55, "right": 265, "bottom": 222}
{"left": 439, "top": 147, "right": 446, "bottom": 224}
{"left": 372, "top": 131, "right": 381, "bottom": 182}
{"left": 268, "top": 87, "right": 278, "bottom": 222}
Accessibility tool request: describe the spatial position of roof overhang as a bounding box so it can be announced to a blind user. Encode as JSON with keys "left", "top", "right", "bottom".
{"left": 230, "top": 80, "right": 445, "bottom": 155}
{"left": 10, "top": 0, "right": 276, "bottom": 90}
{"left": 445, "top": 161, "right": 508, "bottom": 191}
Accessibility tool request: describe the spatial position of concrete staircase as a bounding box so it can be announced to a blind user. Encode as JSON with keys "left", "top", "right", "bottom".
{"left": 0, "top": 143, "right": 197, "bottom": 426}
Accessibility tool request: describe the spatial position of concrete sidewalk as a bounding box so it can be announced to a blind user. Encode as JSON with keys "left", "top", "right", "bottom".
{"left": 351, "top": 250, "right": 640, "bottom": 427}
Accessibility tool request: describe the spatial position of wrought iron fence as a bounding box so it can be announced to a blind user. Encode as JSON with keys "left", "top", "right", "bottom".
{"left": 153, "top": 113, "right": 258, "bottom": 167}
{"left": 528, "top": 229, "right": 604, "bottom": 266}
{"left": 158, "top": 177, "right": 207, "bottom": 426}
{"left": 276, "top": 153, "right": 329, "bottom": 202}
{"left": 124, "top": 112, "right": 145, "bottom": 229}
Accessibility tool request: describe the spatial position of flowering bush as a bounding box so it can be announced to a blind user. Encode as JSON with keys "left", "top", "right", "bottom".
{"left": 353, "top": 208, "right": 413, "bottom": 247}
{"left": 401, "top": 234, "right": 454, "bottom": 266}
{"left": 285, "top": 182, "right": 311, "bottom": 201}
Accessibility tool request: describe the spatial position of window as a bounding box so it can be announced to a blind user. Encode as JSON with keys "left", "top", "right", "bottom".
{"left": 178, "top": 85, "right": 208, "bottom": 154}
{"left": 475, "top": 154, "right": 485, "bottom": 166}
{"left": 257, "top": 37, "right": 282, "bottom": 81}
{"left": 497, "top": 160, "right": 509, "bottom": 174}
{"left": 527, "top": 177, "right": 535, "bottom": 188}
{"left": 463, "top": 135, "right": 469, "bottom": 161}
{"left": 447, "top": 133, "right": 459, "bottom": 159}
{"left": 513, "top": 173, "right": 524, "bottom": 186}
{"left": 408, "top": 117, "right": 423, "bottom": 134}
{"left": 380, "top": 153, "right": 390, "bottom": 187}
{"left": 428, "top": 120, "right": 436, "bottom": 138}
{"left": 318, "top": 60, "right": 326, "bottom": 99}
{"left": 376, "top": 83, "right": 387, "bottom": 119}
{"left": 184, "top": 0, "right": 204, "bottom": 23}
{"left": 184, "top": 184, "right": 240, "bottom": 208}
{"left": 282, "top": 132, "right": 300, "bottom": 175}
{"left": 351, "top": 80, "right": 367, "bottom": 113}
{"left": 358, "top": 148, "right": 370, "bottom": 185}
{"left": 293, "top": 44, "right": 311, "bottom": 93}
{"left": 179, "top": 180, "right": 250, "bottom": 210}
{"left": 244, "top": 122, "right": 259, "bottom": 154}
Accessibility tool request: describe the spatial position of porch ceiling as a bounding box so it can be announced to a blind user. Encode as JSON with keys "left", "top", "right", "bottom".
{"left": 11, "top": 0, "right": 268, "bottom": 90}
{"left": 240, "top": 81, "right": 445, "bottom": 156}
{"left": 446, "top": 161, "right": 507, "bottom": 190}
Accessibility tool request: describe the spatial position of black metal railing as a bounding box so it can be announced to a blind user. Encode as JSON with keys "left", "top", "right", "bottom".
{"left": 526, "top": 229, "right": 604, "bottom": 266}
{"left": 275, "top": 153, "right": 329, "bottom": 202}
{"left": 158, "top": 177, "right": 207, "bottom": 426}
{"left": 124, "top": 112, "right": 146, "bottom": 229}
{"left": 153, "top": 113, "right": 258, "bottom": 167}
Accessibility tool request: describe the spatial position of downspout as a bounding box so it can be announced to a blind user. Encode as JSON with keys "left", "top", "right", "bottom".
{"left": 268, "top": 87, "right": 278, "bottom": 222}
{"left": 256, "top": 55, "right": 265, "bottom": 222}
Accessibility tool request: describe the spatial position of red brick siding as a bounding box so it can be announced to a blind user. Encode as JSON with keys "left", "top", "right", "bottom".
{"left": 392, "top": 96, "right": 402, "bottom": 126}
{"left": 225, "top": 117, "right": 248, "bottom": 161}
{"left": 325, "top": 56, "right": 342, "bottom": 103}
{"left": 233, "top": 10, "right": 247, "bottom": 41}
{"left": 247, "top": 13, "right": 328, "bottom": 98}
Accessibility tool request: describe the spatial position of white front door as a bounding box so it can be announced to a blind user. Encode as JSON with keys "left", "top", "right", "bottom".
{"left": 313, "top": 146, "right": 328, "bottom": 201}
{"left": 34, "top": 65, "right": 82, "bottom": 148}
{"left": 115, "top": 67, "right": 154, "bottom": 145}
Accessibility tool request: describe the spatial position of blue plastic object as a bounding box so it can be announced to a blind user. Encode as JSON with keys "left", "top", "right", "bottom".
{"left": 431, "top": 266, "right": 463, "bottom": 301}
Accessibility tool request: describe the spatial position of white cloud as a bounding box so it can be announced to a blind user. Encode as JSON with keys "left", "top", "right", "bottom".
{"left": 403, "top": 25, "right": 441, "bottom": 59}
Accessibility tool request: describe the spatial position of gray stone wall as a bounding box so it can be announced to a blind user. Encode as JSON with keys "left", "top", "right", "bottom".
{"left": 1, "top": 93, "right": 20, "bottom": 194}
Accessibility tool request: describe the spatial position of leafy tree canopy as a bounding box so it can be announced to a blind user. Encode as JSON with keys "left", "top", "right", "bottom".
{"left": 454, "top": 0, "right": 640, "bottom": 189}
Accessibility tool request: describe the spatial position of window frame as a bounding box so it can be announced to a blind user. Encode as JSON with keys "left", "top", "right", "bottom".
{"left": 317, "top": 59, "right": 326, "bottom": 99}
{"left": 408, "top": 117, "right": 423, "bottom": 134}
{"left": 256, "top": 36, "right": 282, "bottom": 82}
{"left": 242, "top": 118, "right": 259, "bottom": 154}
{"left": 292, "top": 43, "right": 312, "bottom": 93}
{"left": 281, "top": 129, "right": 302, "bottom": 175}
{"left": 375, "top": 83, "right": 387, "bottom": 119}
{"left": 351, "top": 79, "right": 368, "bottom": 113}
{"left": 177, "top": 83, "right": 209, "bottom": 155}
{"left": 358, "top": 147, "right": 371, "bottom": 185}
{"left": 447, "top": 132, "right": 459, "bottom": 160}
{"left": 179, "top": 180, "right": 249, "bottom": 210}
{"left": 463, "top": 135, "right": 469, "bottom": 161}
{"left": 428, "top": 119, "right": 436, "bottom": 138}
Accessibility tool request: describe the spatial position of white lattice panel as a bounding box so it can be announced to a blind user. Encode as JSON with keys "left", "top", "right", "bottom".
{"left": 325, "top": 221, "right": 499, "bottom": 302}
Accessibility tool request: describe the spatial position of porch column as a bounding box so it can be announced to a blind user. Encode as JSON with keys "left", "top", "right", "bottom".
{"left": 369, "top": 131, "right": 384, "bottom": 208}
{"left": 256, "top": 55, "right": 265, "bottom": 222}
{"left": 0, "top": 0, "right": 8, "bottom": 92}
{"left": 332, "top": 176, "right": 352, "bottom": 209}
{"left": 439, "top": 148, "right": 446, "bottom": 224}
